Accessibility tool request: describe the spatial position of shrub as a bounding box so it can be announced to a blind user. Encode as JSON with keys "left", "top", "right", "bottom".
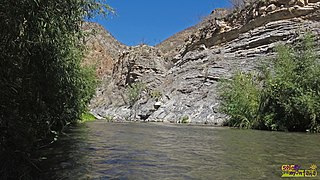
{"left": 150, "top": 90, "right": 162, "bottom": 101}
{"left": 80, "top": 112, "right": 97, "bottom": 123}
{"left": 127, "top": 82, "right": 146, "bottom": 107}
{"left": 219, "top": 34, "right": 320, "bottom": 132}
{"left": 105, "top": 115, "right": 114, "bottom": 122}
{"left": 218, "top": 71, "right": 262, "bottom": 129}
{"left": 263, "top": 34, "right": 320, "bottom": 132}
{"left": 180, "top": 115, "right": 190, "bottom": 124}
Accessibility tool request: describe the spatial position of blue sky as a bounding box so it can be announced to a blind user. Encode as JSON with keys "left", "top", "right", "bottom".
{"left": 93, "top": 0, "right": 230, "bottom": 46}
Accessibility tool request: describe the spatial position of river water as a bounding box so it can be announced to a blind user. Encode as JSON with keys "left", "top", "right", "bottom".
{"left": 40, "top": 121, "right": 320, "bottom": 179}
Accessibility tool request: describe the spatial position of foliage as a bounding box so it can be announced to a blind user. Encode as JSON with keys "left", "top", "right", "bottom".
{"left": 104, "top": 115, "right": 114, "bottom": 122}
{"left": 219, "top": 34, "right": 320, "bottom": 132}
{"left": 264, "top": 34, "right": 320, "bottom": 132}
{"left": 180, "top": 115, "right": 190, "bottom": 124}
{"left": 150, "top": 90, "right": 162, "bottom": 101}
{"left": 80, "top": 112, "right": 97, "bottom": 123}
{"left": 0, "top": 0, "right": 110, "bottom": 179}
{"left": 218, "top": 71, "right": 261, "bottom": 129}
{"left": 127, "top": 82, "right": 146, "bottom": 107}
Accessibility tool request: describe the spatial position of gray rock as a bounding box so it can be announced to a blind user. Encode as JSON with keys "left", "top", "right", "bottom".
{"left": 89, "top": 2, "right": 320, "bottom": 126}
{"left": 266, "top": 4, "right": 277, "bottom": 12}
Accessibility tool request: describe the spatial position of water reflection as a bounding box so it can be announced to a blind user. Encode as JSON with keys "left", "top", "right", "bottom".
{"left": 40, "top": 122, "right": 320, "bottom": 179}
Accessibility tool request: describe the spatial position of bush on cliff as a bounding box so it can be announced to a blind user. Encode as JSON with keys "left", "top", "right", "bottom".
{"left": 0, "top": 0, "right": 110, "bottom": 179}
{"left": 219, "top": 34, "right": 320, "bottom": 132}
{"left": 127, "top": 82, "right": 146, "bottom": 107}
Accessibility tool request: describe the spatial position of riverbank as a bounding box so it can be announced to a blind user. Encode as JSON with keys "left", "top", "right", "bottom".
{"left": 88, "top": 117, "right": 319, "bottom": 133}
{"left": 91, "top": 116, "right": 225, "bottom": 127}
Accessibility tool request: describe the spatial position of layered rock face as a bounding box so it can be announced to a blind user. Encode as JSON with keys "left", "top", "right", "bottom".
{"left": 90, "top": 44, "right": 171, "bottom": 121}
{"left": 89, "top": 0, "right": 320, "bottom": 124}
{"left": 156, "top": 8, "right": 230, "bottom": 61}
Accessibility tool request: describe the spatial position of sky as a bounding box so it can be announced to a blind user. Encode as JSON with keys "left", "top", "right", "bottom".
{"left": 93, "top": 0, "right": 231, "bottom": 46}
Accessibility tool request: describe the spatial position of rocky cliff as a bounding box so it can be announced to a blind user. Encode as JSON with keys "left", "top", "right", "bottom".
{"left": 82, "top": 22, "right": 128, "bottom": 78}
{"left": 88, "top": 0, "right": 320, "bottom": 124}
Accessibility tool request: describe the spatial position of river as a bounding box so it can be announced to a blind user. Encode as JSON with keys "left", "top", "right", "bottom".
{"left": 39, "top": 121, "right": 320, "bottom": 179}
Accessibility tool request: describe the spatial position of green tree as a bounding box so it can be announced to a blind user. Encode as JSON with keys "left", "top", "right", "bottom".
{"left": 219, "top": 34, "right": 320, "bottom": 132}
{"left": 127, "top": 82, "right": 146, "bottom": 107}
{"left": 0, "top": 0, "right": 110, "bottom": 179}
{"left": 218, "top": 71, "right": 261, "bottom": 129}
{"left": 263, "top": 34, "right": 320, "bottom": 132}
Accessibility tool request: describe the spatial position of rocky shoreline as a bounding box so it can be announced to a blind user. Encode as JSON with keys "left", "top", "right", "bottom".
{"left": 89, "top": 118, "right": 226, "bottom": 128}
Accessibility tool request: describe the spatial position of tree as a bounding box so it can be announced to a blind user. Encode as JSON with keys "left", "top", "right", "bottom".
{"left": 0, "top": 0, "right": 111, "bottom": 179}
{"left": 219, "top": 34, "right": 320, "bottom": 132}
{"left": 263, "top": 34, "right": 320, "bottom": 132}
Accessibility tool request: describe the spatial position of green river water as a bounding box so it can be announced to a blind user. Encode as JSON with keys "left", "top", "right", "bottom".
{"left": 40, "top": 121, "right": 320, "bottom": 179}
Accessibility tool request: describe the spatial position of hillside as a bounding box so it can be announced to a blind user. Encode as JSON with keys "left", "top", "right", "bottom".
{"left": 87, "top": 0, "right": 320, "bottom": 124}
{"left": 82, "top": 22, "right": 128, "bottom": 78}
{"left": 155, "top": 8, "right": 230, "bottom": 61}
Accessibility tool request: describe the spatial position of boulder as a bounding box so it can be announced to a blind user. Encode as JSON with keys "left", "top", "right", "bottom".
{"left": 296, "top": 0, "right": 306, "bottom": 6}
{"left": 266, "top": 4, "right": 277, "bottom": 12}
